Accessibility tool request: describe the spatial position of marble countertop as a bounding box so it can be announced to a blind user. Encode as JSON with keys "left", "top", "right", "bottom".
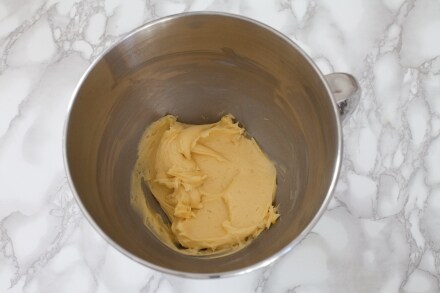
{"left": 1, "top": 0, "right": 440, "bottom": 292}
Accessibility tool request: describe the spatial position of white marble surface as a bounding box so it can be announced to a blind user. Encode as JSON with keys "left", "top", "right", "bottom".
{"left": 1, "top": 0, "right": 440, "bottom": 292}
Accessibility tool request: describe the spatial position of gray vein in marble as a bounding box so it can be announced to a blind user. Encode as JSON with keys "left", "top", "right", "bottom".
{"left": 11, "top": 180, "right": 82, "bottom": 289}
{"left": 0, "top": 2, "right": 48, "bottom": 73}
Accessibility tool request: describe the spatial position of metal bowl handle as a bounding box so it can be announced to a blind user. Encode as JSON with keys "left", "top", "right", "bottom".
{"left": 325, "top": 73, "right": 360, "bottom": 121}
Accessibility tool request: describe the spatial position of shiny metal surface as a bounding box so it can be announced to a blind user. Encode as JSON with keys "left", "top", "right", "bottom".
{"left": 64, "top": 12, "right": 358, "bottom": 278}
{"left": 325, "top": 73, "right": 360, "bottom": 121}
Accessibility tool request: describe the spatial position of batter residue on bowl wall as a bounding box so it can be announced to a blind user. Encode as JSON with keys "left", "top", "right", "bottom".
{"left": 130, "top": 114, "right": 279, "bottom": 255}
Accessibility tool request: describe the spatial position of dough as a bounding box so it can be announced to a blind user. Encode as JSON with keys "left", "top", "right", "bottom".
{"left": 131, "top": 115, "right": 279, "bottom": 254}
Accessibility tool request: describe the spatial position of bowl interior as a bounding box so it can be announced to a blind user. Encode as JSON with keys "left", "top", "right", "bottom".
{"left": 65, "top": 13, "right": 340, "bottom": 276}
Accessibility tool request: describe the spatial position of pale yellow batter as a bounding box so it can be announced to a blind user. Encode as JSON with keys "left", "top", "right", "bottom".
{"left": 131, "top": 115, "right": 278, "bottom": 254}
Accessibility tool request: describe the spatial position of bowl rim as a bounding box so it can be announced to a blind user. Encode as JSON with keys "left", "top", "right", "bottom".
{"left": 62, "top": 11, "right": 343, "bottom": 279}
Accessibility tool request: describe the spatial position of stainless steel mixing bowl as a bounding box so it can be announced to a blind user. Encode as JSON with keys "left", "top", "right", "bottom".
{"left": 64, "top": 12, "right": 359, "bottom": 278}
